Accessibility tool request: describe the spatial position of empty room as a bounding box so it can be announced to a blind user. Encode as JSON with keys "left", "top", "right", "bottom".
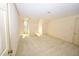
{"left": 0, "top": 3, "right": 79, "bottom": 56}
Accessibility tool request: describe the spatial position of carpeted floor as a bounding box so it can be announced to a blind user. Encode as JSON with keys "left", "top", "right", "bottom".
{"left": 16, "top": 35, "right": 79, "bottom": 56}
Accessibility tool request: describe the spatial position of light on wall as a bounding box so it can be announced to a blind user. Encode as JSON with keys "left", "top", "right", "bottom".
{"left": 24, "top": 17, "right": 30, "bottom": 34}
{"left": 38, "top": 19, "right": 43, "bottom": 35}
{"left": 36, "top": 19, "right": 43, "bottom": 36}
{"left": 20, "top": 17, "right": 30, "bottom": 38}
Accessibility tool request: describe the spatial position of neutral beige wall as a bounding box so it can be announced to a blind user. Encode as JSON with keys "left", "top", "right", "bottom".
{"left": 43, "top": 19, "right": 49, "bottom": 35}
{"left": 19, "top": 18, "right": 47, "bottom": 36}
{"left": 19, "top": 18, "right": 39, "bottom": 36}
{"left": 8, "top": 4, "right": 19, "bottom": 55}
{"left": 47, "top": 16, "right": 76, "bottom": 42}
{"left": 73, "top": 18, "right": 79, "bottom": 45}
{"left": 29, "top": 19, "right": 50, "bottom": 36}
{"left": 18, "top": 16, "right": 24, "bottom": 34}
{"left": 29, "top": 19, "right": 38, "bottom": 35}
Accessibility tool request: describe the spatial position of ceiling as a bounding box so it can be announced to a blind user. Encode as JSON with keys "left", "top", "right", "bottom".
{"left": 15, "top": 3, "right": 79, "bottom": 20}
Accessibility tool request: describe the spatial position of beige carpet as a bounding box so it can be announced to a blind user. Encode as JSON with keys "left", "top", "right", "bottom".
{"left": 16, "top": 35, "right": 79, "bottom": 56}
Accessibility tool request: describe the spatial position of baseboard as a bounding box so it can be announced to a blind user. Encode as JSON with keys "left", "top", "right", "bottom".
{"left": 45, "top": 34, "right": 79, "bottom": 47}
{"left": 1, "top": 48, "right": 9, "bottom": 56}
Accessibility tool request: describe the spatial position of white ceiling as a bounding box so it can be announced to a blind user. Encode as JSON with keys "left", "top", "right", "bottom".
{"left": 15, "top": 3, "right": 79, "bottom": 20}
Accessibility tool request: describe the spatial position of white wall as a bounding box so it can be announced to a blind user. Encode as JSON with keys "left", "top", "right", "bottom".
{"left": 0, "top": 4, "right": 8, "bottom": 55}
{"left": 47, "top": 15, "right": 77, "bottom": 43}
{"left": 0, "top": 9, "right": 6, "bottom": 55}
{"left": 8, "top": 4, "right": 19, "bottom": 55}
